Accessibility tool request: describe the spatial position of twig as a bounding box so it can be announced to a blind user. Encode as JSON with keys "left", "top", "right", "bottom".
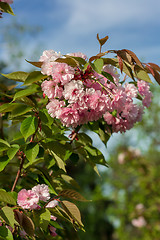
{"left": 11, "top": 153, "right": 25, "bottom": 192}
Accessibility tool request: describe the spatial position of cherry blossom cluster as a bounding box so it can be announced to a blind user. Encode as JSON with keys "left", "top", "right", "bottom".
{"left": 40, "top": 50, "right": 152, "bottom": 133}
{"left": 17, "top": 184, "right": 58, "bottom": 210}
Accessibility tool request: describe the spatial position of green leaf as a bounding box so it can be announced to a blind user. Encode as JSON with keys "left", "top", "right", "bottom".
{"left": 77, "top": 133, "right": 92, "bottom": 146}
{"left": 25, "top": 142, "right": 39, "bottom": 162}
{"left": 0, "top": 156, "right": 10, "bottom": 172}
{"left": 0, "top": 190, "right": 16, "bottom": 205}
{"left": 55, "top": 56, "right": 79, "bottom": 67}
{"left": 20, "top": 116, "right": 38, "bottom": 141}
{"left": 13, "top": 85, "right": 39, "bottom": 101}
{"left": 0, "top": 103, "right": 26, "bottom": 114}
{"left": 134, "top": 65, "right": 152, "bottom": 83}
{"left": 24, "top": 71, "right": 48, "bottom": 85}
{"left": 51, "top": 151, "right": 66, "bottom": 172}
{"left": 84, "top": 145, "right": 108, "bottom": 167}
{"left": 7, "top": 144, "right": 19, "bottom": 160}
{"left": 0, "top": 2, "right": 14, "bottom": 15}
{"left": 61, "top": 200, "right": 84, "bottom": 227}
{"left": 101, "top": 71, "right": 114, "bottom": 82}
{"left": 60, "top": 174, "right": 80, "bottom": 189}
{"left": 0, "top": 139, "right": 10, "bottom": 152}
{"left": 10, "top": 104, "right": 33, "bottom": 118}
{"left": 0, "top": 226, "right": 13, "bottom": 240}
{"left": 33, "top": 209, "right": 51, "bottom": 231}
{"left": 93, "top": 59, "right": 104, "bottom": 73}
{"left": 58, "top": 189, "right": 89, "bottom": 202}
{"left": 0, "top": 206, "right": 16, "bottom": 228}
{"left": 1, "top": 71, "right": 29, "bottom": 82}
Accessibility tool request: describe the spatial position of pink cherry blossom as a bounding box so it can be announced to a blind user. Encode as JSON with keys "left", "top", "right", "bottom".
{"left": 46, "top": 99, "right": 65, "bottom": 118}
{"left": 49, "top": 226, "right": 57, "bottom": 237}
{"left": 67, "top": 52, "right": 87, "bottom": 60}
{"left": 46, "top": 200, "right": 59, "bottom": 208}
{"left": 17, "top": 189, "right": 39, "bottom": 209}
{"left": 63, "top": 80, "right": 84, "bottom": 103}
{"left": 32, "top": 184, "right": 50, "bottom": 202}
{"left": 131, "top": 216, "right": 146, "bottom": 228}
{"left": 51, "top": 62, "right": 75, "bottom": 85}
{"left": 39, "top": 50, "right": 61, "bottom": 63}
{"left": 59, "top": 107, "right": 80, "bottom": 127}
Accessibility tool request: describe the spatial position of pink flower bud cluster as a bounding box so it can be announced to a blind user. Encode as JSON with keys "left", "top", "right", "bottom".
{"left": 40, "top": 50, "right": 152, "bottom": 133}
{"left": 17, "top": 184, "right": 58, "bottom": 210}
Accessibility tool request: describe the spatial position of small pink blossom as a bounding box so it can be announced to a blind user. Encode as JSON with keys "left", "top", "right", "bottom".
{"left": 124, "top": 83, "right": 138, "bottom": 99}
{"left": 17, "top": 189, "right": 39, "bottom": 210}
{"left": 67, "top": 52, "right": 87, "bottom": 60}
{"left": 46, "top": 200, "right": 59, "bottom": 208}
{"left": 63, "top": 80, "right": 84, "bottom": 103}
{"left": 131, "top": 216, "right": 146, "bottom": 228}
{"left": 39, "top": 50, "right": 61, "bottom": 63}
{"left": 46, "top": 99, "right": 65, "bottom": 118}
{"left": 49, "top": 226, "right": 57, "bottom": 237}
{"left": 59, "top": 107, "right": 80, "bottom": 127}
{"left": 32, "top": 184, "right": 50, "bottom": 202}
{"left": 51, "top": 62, "right": 75, "bottom": 85}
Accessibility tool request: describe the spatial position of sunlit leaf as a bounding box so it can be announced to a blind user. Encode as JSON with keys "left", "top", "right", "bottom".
{"left": 20, "top": 116, "right": 38, "bottom": 141}
{"left": 24, "top": 71, "right": 48, "bottom": 85}
{"left": 0, "top": 190, "right": 16, "bottom": 205}
{"left": 58, "top": 189, "right": 89, "bottom": 202}
{"left": 1, "top": 71, "right": 29, "bottom": 82}
{"left": 25, "top": 142, "right": 39, "bottom": 162}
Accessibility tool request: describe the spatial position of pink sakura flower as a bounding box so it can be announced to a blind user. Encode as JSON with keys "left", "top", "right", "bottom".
{"left": 124, "top": 83, "right": 138, "bottom": 99}
{"left": 111, "top": 88, "right": 127, "bottom": 112}
{"left": 49, "top": 226, "right": 57, "bottom": 237}
{"left": 131, "top": 216, "right": 146, "bottom": 228}
{"left": 39, "top": 50, "right": 61, "bottom": 76}
{"left": 46, "top": 200, "right": 59, "bottom": 208}
{"left": 59, "top": 107, "right": 80, "bottom": 127}
{"left": 103, "top": 64, "right": 120, "bottom": 84}
{"left": 67, "top": 52, "right": 87, "bottom": 60}
{"left": 51, "top": 62, "right": 75, "bottom": 85}
{"left": 41, "top": 80, "right": 56, "bottom": 99}
{"left": 63, "top": 80, "right": 84, "bottom": 103}
{"left": 137, "top": 80, "right": 152, "bottom": 107}
{"left": 32, "top": 184, "right": 50, "bottom": 202}
{"left": 17, "top": 189, "right": 39, "bottom": 210}
{"left": 46, "top": 99, "right": 65, "bottom": 118}
{"left": 39, "top": 50, "right": 61, "bottom": 63}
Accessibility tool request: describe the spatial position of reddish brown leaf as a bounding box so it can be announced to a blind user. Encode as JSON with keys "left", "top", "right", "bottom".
{"left": 89, "top": 53, "right": 105, "bottom": 62}
{"left": 116, "top": 50, "right": 133, "bottom": 65}
{"left": 22, "top": 213, "right": 35, "bottom": 237}
{"left": 148, "top": 62, "right": 160, "bottom": 72}
{"left": 122, "top": 49, "right": 144, "bottom": 69}
{"left": 14, "top": 210, "right": 23, "bottom": 226}
{"left": 97, "top": 34, "right": 109, "bottom": 46}
{"left": 144, "top": 64, "right": 155, "bottom": 77}
{"left": 152, "top": 69, "right": 160, "bottom": 85}
{"left": 25, "top": 60, "right": 43, "bottom": 68}
{"left": 117, "top": 55, "right": 123, "bottom": 73}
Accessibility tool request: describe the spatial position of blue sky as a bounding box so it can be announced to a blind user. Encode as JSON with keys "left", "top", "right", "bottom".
{"left": 1, "top": 0, "right": 160, "bottom": 68}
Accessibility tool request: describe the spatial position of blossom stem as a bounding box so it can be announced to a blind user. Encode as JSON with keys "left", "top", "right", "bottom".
{"left": 11, "top": 153, "right": 25, "bottom": 192}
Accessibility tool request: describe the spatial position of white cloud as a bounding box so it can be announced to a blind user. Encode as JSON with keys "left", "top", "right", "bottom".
{"left": 48, "top": 0, "right": 160, "bottom": 35}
